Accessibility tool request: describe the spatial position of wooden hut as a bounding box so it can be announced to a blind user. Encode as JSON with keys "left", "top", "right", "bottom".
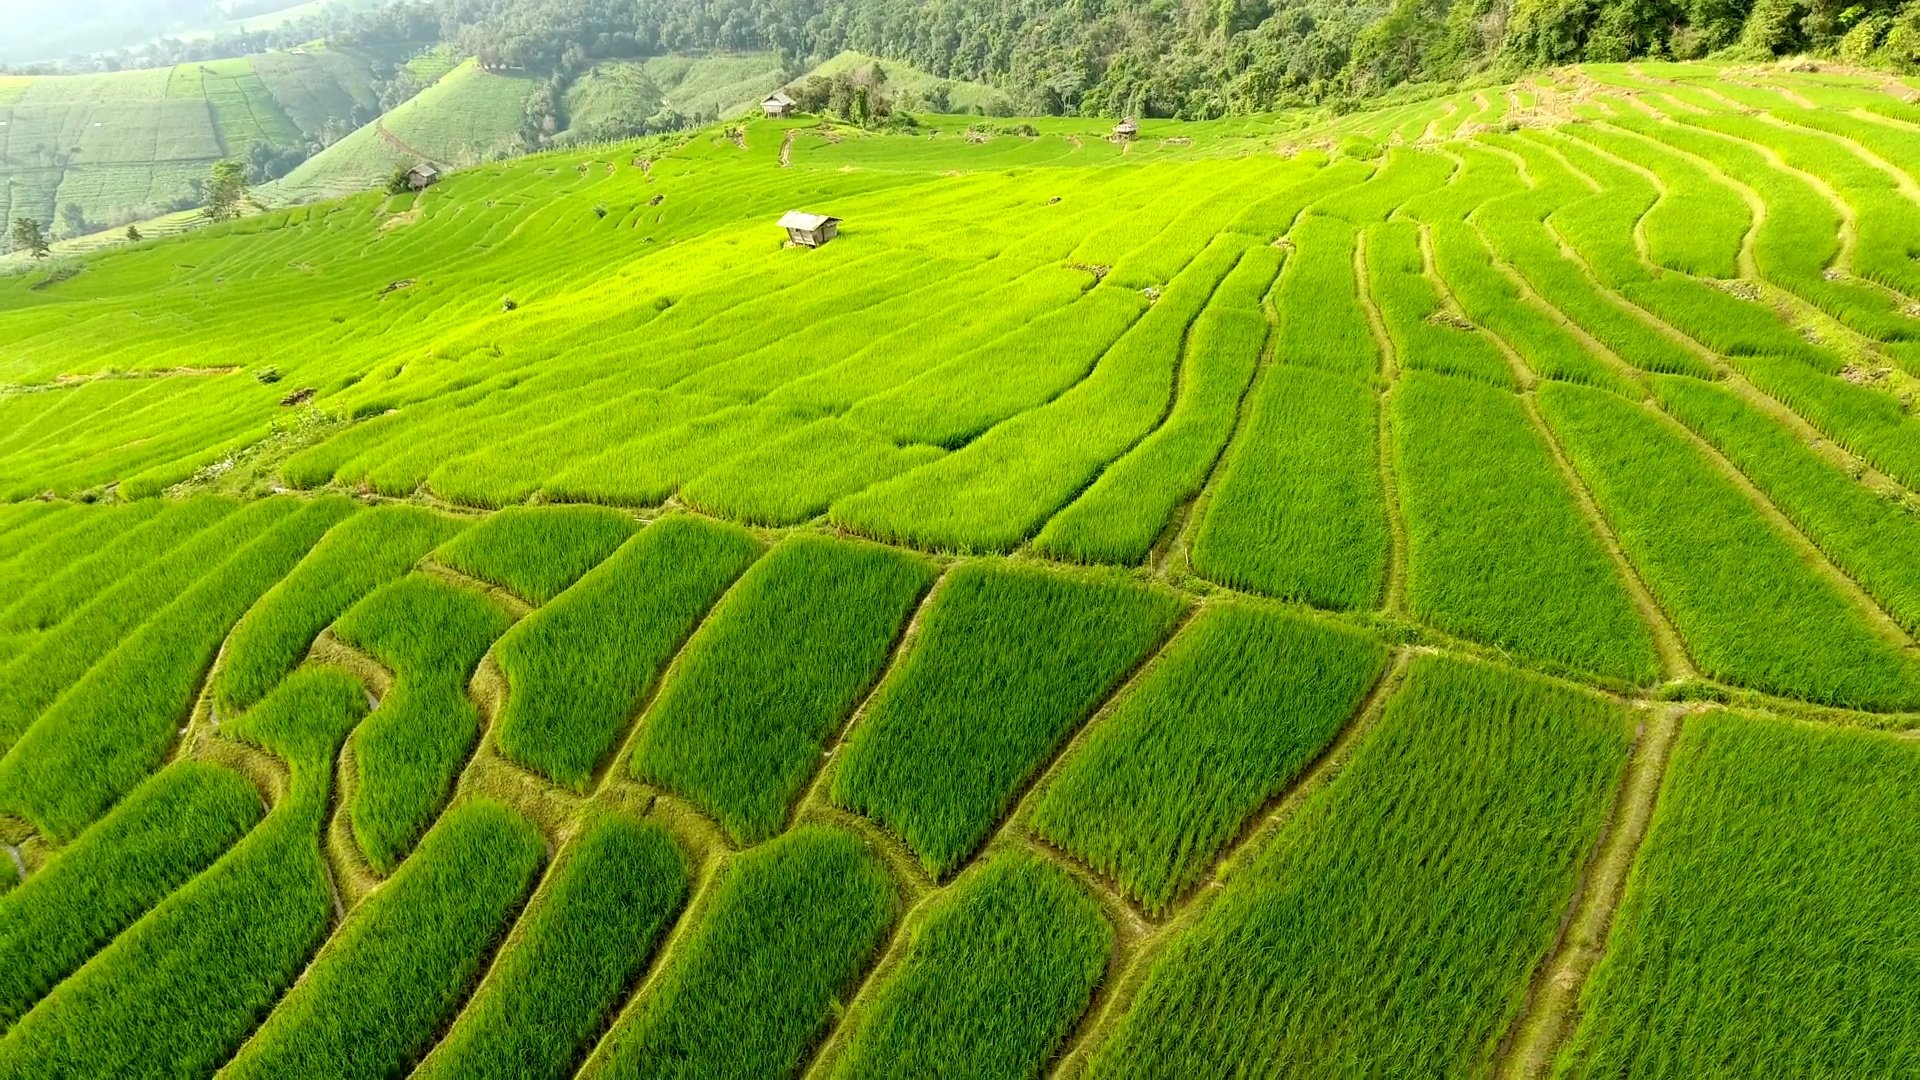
{"left": 762, "top": 91, "right": 796, "bottom": 119}
{"left": 1112, "top": 118, "right": 1138, "bottom": 141}
{"left": 778, "top": 210, "right": 840, "bottom": 247}
{"left": 404, "top": 162, "right": 441, "bottom": 191}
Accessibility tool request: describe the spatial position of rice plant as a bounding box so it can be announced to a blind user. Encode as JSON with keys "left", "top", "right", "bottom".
{"left": 493, "top": 514, "right": 761, "bottom": 790}
{"left": 1091, "top": 655, "right": 1632, "bottom": 1075}
{"left": 0, "top": 761, "right": 260, "bottom": 1028}
{"left": 0, "top": 670, "right": 367, "bottom": 1077}
{"left": 0, "top": 496, "right": 352, "bottom": 840}
{"left": 433, "top": 503, "right": 637, "bottom": 604}
{"left": 831, "top": 560, "right": 1185, "bottom": 878}
{"left": 332, "top": 574, "right": 515, "bottom": 872}
{"left": 1564, "top": 711, "right": 1920, "bottom": 1076}
{"left": 225, "top": 799, "right": 545, "bottom": 1080}
{"left": 1396, "top": 371, "right": 1661, "bottom": 683}
{"left": 631, "top": 535, "right": 935, "bottom": 844}
{"left": 217, "top": 504, "right": 465, "bottom": 711}
{"left": 1030, "top": 602, "right": 1387, "bottom": 913}
{"left": 1189, "top": 365, "right": 1388, "bottom": 610}
{"left": 1538, "top": 382, "right": 1920, "bottom": 710}
{"left": 829, "top": 851, "right": 1112, "bottom": 1079}
{"left": 420, "top": 812, "right": 690, "bottom": 1080}
{"left": 585, "top": 826, "right": 897, "bottom": 1079}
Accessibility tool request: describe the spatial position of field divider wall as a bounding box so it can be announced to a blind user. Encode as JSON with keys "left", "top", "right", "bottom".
{"left": 1160, "top": 239, "right": 1290, "bottom": 578}
{"left": 1642, "top": 399, "right": 1918, "bottom": 652}
{"left": 1417, "top": 220, "right": 1696, "bottom": 683}
{"left": 1050, "top": 645, "right": 1416, "bottom": 1077}
{"left": 804, "top": 595, "right": 1201, "bottom": 1080}
{"left": 1354, "top": 226, "right": 1409, "bottom": 615}
{"left": 1495, "top": 703, "right": 1686, "bottom": 1079}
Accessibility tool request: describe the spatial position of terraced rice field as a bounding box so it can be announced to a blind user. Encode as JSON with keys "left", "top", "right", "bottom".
{"left": 0, "top": 51, "right": 377, "bottom": 231}
{"left": 0, "top": 60, "right": 1916, "bottom": 1077}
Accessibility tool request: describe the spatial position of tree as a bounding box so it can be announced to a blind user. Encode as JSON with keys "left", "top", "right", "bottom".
{"left": 58, "top": 202, "right": 90, "bottom": 237}
{"left": 204, "top": 159, "right": 250, "bottom": 222}
{"left": 9, "top": 217, "right": 50, "bottom": 259}
{"left": 125, "top": 224, "right": 142, "bottom": 242}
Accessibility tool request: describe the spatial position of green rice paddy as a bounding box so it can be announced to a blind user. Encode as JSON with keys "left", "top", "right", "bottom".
{"left": 0, "top": 59, "right": 1915, "bottom": 1078}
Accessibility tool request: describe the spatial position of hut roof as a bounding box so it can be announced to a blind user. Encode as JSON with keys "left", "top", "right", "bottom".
{"left": 778, "top": 210, "right": 839, "bottom": 230}
{"left": 407, "top": 162, "right": 441, "bottom": 179}
{"left": 1114, "top": 118, "right": 1138, "bottom": 133}
{"left": 764, "top": 91, "right": 795, "bottom": 106}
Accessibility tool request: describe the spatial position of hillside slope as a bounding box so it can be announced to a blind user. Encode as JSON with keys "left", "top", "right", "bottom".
{"left": 0, "top": 60, "right": 1916, "bottom": 1079}
{"left": 0, "top": 49, "right": 379, "bottom": 233}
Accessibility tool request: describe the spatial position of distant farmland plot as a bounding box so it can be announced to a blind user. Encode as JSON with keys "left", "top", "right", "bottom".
{"left": 0, "top": 58, "right": 1916, "bottom": 1080}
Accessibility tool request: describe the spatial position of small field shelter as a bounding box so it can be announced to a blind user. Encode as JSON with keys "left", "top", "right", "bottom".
{"left": 779, "top": 210, "right": 841, "bottom": 247}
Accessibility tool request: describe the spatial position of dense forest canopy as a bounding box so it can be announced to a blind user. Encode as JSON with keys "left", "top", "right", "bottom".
{"left": 11, "top": 0, "right": 1920, "bottom": 116}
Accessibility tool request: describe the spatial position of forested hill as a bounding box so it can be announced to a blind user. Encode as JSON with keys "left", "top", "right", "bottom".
{"left": 417, "top": 0, "right": 1920, "bottom": 116}
{"left": 20, "top": 0, "right": 1920, "bottom": 118}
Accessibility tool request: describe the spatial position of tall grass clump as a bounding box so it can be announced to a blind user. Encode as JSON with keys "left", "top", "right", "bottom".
{"left": 1189, "top": 365, "right": 1388, "bottom": 610}
{"left": 0, "top": 495, "right": 279, "bottom": 757}
{"left": 1033, "top": 249, "right": 1280, "bottom": 564}
{"left": 1092, "top": 655, "right": 1632, "bottom": 1075}
{"left": 225, "top": 799, "right": 545, "bottom": 1080}
{"left": 585, "top": 826, "right": 897, "bottom": 1079}
{"left": 0, "top": 670, "right": 368, "bottom": 1077}
{"left": 829, "top": 852, "right": 1112, "bottom": 1079}
{"left": 1031, "top": 603, "right": 1386, "bottom": 913}
{"left": 631, "top": 535, "right": 935, "bottom": 844}
{"left": 1654, "top": 377, "right": 1920, "bottom": 633}
{"left": 0, "top": 760, "right": 260, "bottom": 1029}
{"left": 217, "top": 504, "right": 465, "bottom": 711}
{"left": 1564, "top": 712, "right": 1920, "bottom": 1076}
{"left": 1538, "top": 382, "right": 1920, "bottom": 710}
{"left": 434, "top": 504, "right": 638, "bottom": 604}
{"left": 333, "top": 575, "right": 514, "bottom": 872}
{"left": 0, "top": 496, "right": 353, "bottom": 840}
{"left": 494, "top": 515, "right": 761, "bottom": 790}
{"left": 419, "top": 812, "right": 690, "bottom": 1080}
{"left": 832, "top": 561, "right": 1184, "bottom": 878}
{"left": 1396, "top": 372, "right": 1660, "bottom": 683}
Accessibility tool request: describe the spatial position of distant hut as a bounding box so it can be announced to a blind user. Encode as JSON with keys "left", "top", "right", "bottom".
{"left": 404, "top": 163, "right": 441, "bottom": 191}
{"left": 1113, "top": 118, "right": 1138, "bottom": 141}
{"left": 762, "top": 91, "right": 796, "bottom": 119}
{"left": 778, "top": 210, "right": 841, "bottom": 248}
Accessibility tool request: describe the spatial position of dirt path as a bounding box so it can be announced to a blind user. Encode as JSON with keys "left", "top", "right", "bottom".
{"left": 779, "top": 129, "right": 795, "bottom": 168}
{"left": 376, "top": 121, "right": 444, "bottom": 168}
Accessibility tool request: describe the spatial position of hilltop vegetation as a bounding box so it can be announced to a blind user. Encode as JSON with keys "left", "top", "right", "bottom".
{"left": 0, "top": 57, "right": 1916, "bottom": 1079}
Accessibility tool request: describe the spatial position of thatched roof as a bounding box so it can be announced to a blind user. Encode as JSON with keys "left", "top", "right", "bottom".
{"left": 764, "top": 91, "right": 796, "bottom": 107}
